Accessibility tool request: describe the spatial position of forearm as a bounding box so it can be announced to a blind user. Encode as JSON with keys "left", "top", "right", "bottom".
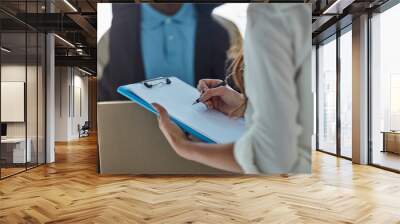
{"left": 174, "top": 141, "right": 243, "bottom": 173}
{"left": 152, "top": 103, "right": 243, "bottom": 173}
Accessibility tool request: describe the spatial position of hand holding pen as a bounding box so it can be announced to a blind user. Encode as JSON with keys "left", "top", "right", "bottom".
{"left": 193, "top": 78, "right": 246, "bottom": 117}
{"left": 193, "top": 80, "right": 227, "bottom": 105}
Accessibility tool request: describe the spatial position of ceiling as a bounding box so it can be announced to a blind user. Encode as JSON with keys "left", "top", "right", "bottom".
{"left": 311, "top": 0, "right": 390, "bottom": 43}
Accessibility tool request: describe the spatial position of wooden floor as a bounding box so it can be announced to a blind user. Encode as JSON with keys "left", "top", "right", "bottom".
{"left": 1, "top": 167, "right": 26, "bottom": 178}
{"left": 372, "top": 150, "right": 400, "bottom": 171}
{"left": 1, "top": 135, "right": 400, "bottom": 223}
{"left": 1, "top": 163, "right": 45, "bottom": 178}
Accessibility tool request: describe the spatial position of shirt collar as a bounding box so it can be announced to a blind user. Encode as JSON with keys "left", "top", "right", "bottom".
{"left": 141, "top": 4, "right": 196, "bottom": 29}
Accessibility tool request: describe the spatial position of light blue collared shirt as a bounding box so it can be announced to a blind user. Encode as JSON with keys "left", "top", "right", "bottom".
{"left": 140, "top": 4, "right": 197, "bottom": 86}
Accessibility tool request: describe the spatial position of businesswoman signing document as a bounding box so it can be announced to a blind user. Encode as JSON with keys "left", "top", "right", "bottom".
{"left": 153, "top": 4, "right": 312, "bottom": 174}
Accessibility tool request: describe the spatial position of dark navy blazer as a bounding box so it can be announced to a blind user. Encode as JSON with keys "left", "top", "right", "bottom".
{"left": 97, "top": 4, "right": 230, "bottom": 101}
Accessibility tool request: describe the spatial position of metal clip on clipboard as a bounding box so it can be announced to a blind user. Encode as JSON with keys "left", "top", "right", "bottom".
{"left": 142, "top": 77, "right": 172, "bottom": 88}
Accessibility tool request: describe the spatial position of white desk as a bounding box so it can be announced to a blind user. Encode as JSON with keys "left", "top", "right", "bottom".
{"left": 1, "top": 138, "right": 31, "bottom": 163}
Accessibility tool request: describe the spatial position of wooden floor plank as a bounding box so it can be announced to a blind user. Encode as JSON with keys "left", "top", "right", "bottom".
{"left": 0, "top": 135, "right": 400, "bottom": 223}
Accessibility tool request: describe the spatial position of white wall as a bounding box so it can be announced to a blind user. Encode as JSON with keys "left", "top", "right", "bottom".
{"left": 55, "top": 67, "right": 89, "bottom": 141}
{"left": 71, "top": 73, "right": 89, "bottom": 138}
{"left": 1, "top": 64, "right": 26, "bottom": 81}
{"left": 55, "top": 67, "right": 69, "bottom": 141}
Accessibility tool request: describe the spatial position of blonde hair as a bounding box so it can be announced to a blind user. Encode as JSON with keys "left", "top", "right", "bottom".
{"left": 227, "top": 48, "right": 247, "bottom": 117}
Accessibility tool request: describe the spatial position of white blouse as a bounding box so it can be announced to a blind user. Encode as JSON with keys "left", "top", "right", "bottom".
{"left": 233, "top": 3, "right": 313, "bottom": 174}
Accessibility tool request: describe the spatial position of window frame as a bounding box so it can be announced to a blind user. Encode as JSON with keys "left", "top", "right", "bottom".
{"left": 315, "top": 24, "right": 353, "bottom": 160}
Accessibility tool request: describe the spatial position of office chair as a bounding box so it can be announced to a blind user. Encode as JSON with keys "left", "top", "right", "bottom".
{"left": 79, "top": 121, "right": 90, "bottom": 138}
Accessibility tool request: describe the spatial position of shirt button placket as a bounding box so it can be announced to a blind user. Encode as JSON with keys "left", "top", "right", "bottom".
{"left": 165, "top": 18, "right": 176, "bottom": 56}
{"left": 165, "top": 18, "right": 174, "bottom": 41}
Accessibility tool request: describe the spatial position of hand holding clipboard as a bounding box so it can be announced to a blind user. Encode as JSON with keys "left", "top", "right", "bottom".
{"left": 117, "top": 77, "right": 245, "bottom": 144}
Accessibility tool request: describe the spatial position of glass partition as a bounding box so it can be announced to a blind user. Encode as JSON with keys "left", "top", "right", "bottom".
{"left": 0, "top": 1, "right": 46, "bottom": 179}
{"left": 1, "top": 31, "right": 28, "bottom": 177}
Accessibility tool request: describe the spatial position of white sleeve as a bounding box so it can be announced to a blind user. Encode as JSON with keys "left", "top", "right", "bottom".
{"left": 234, "top": 4, "right": 311, "bottom": 174}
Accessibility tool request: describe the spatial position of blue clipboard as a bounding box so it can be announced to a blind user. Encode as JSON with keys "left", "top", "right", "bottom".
{"left": 117, "top": 78, "right": 215, "bottom": 144}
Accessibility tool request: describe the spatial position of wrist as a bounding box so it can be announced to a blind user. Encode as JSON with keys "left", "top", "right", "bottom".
{"left": 238, "top": 93, "right": 246, "bottom": 103}
{"left": 171, "top": 136, "right": 185, "bottom": 149}
{"left": 172, "top": 139, "right": 192, "bottom": 160}
{"left": 229, "top": 93, "right": 246, "bottom": 117}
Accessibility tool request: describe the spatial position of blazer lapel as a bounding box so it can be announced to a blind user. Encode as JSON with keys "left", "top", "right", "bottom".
{"left": 194, "top": 15, "right": 211, "bottom": 84}
{"left": 130, "top": 5, "right": 146, "bottom": 83}
{"left": 110, "top": 4, "right": 145, "bottom": 85}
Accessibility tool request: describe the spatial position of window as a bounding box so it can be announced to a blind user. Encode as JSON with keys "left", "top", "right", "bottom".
{"left": 340, "top": 28, "right": 352, "bottom": 158}
{"left": 370, "top": 2, "right": 400, "bottom": 171}
{"left": 317, "top": 36, "right": 337, "bottom": 154}
{"left": 312, "top": 46, "right": 317, "bottom": 150}
{"left": 390, "top": 74, "right": 400, "bottom": 130}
